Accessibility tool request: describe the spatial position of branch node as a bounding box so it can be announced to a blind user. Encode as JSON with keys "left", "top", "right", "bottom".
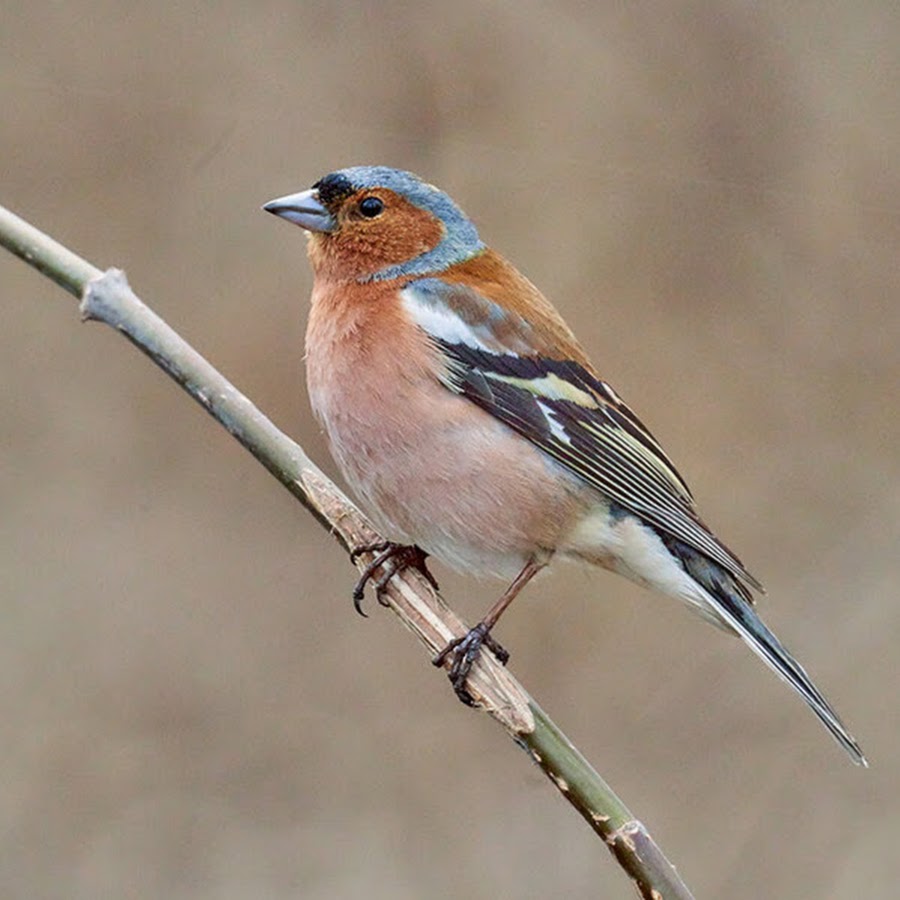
{"left": 80, "top": 267, "right": 130, "bottom": 323}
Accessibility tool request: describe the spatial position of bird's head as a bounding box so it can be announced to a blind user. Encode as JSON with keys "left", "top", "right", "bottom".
{"left": 264, "top": 166, "right": 484, "bottom": 282}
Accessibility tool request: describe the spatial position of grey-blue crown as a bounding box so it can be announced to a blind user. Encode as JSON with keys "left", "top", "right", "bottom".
{"left": 322, "top": 166, "right": 485, "bottom": 281}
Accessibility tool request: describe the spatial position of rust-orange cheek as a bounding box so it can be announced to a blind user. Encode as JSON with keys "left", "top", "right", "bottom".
{"left": 312, "top": 195, "right": 446, "bottom": 282}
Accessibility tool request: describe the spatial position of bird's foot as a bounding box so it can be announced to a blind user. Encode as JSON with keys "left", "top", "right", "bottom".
{"left": 350, "top": 541, "right": 439, "bottom": 615}
{"left": 432, "top": 624, "right": 510, "bottom": 705}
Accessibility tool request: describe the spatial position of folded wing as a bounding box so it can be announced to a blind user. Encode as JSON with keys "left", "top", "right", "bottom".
{"left": 400, "top": 275, "right": 763, "bottom": 594}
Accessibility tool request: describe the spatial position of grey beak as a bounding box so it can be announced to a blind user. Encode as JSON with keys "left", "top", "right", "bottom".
{"left": 263, "top": 188, "right": 336, "bottom": 233}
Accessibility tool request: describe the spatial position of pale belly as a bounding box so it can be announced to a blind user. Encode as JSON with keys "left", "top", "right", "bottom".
{"left": 309, "top": 369, "right": 591, "bottom": 580}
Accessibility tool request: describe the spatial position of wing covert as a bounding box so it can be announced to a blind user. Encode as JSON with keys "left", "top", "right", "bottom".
{"left": 400, "top": 277, "right": 762, "bottom": 592}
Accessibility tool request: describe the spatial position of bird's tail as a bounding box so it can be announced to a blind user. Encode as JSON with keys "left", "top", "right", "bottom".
{"left": 670, "top": 540, "right": 867, "bottom": 766}
{"left": 710, "top": 585, "right": 867, "bottom": 766}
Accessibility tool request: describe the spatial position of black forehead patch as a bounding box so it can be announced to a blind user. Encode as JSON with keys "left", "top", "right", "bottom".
{"left": 313, "top": 172, "right": 355, "bottom": 208}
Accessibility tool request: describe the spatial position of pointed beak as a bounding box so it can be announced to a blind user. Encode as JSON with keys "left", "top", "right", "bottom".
{"left": 262, "top": 188, "right": 336, "bottom": 233}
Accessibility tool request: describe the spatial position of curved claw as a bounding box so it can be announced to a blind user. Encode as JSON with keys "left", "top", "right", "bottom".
{"left": 351, "top": 542, "right": 439, "bottom": 615}
{"left": 352, "top": 585, "right": 369, "bottom": 618}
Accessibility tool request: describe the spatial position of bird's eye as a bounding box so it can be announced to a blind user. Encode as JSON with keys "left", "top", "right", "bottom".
{"left": 358, "top": 196, "right": 384, "bottom": 218}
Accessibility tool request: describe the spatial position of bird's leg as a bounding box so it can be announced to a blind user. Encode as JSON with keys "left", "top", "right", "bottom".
{"left": 350, "top": 541, "right": 439, "bottom": 615}
{"left": 433, "top": 556, "right": 547, "bottom": 705}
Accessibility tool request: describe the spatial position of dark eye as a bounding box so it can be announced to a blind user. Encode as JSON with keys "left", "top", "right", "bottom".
{"left": 358, "top": 196, "right": 384, "bottom": 218}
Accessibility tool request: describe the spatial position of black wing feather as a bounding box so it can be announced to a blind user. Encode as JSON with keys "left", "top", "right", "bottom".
{"left": 438, "top": 341, "right": 763, "bottom": 593}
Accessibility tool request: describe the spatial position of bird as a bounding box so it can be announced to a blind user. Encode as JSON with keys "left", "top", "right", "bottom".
{"left": 263, "top": 165, "right": 866, "bottom": 765}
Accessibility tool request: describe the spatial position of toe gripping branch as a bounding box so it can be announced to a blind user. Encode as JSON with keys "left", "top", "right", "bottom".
{"left": 432, "top": 624, "right": 510, "bottom": 706}
{"left": 350, "top": 541, "right": 439, "bottom": 615}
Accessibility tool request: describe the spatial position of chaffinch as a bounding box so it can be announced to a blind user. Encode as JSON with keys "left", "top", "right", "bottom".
{"left": 264, "top": 166, "right": 865, "bottom": 765}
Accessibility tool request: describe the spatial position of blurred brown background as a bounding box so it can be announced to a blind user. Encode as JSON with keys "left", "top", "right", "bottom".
{"left": 2, "top": 3, "right": 898, "bottom": 897}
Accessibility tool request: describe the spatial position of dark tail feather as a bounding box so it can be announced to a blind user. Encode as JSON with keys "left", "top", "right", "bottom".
{"left": 668, "top": 538, "right": 867, "bottom": 766}
{"left": 712, "top": 586, "right": 867, "bottom": 766}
